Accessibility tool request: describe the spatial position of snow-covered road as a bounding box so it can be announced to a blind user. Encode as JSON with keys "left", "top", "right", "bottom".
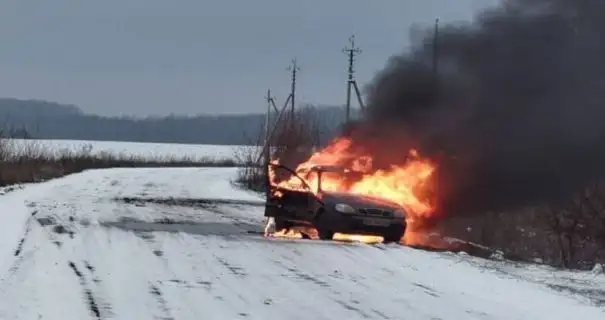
{"left": 0, "top": 168, "right": 603, "bottom": 319}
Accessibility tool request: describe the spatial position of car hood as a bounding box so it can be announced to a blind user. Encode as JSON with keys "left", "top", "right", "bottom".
{"left": 320, "top": 191, "right": 403, "bottom": 212}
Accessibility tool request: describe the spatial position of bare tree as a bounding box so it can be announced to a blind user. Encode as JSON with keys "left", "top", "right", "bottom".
{"left": 235, "top": 105, "right": 322, "bottom": 191}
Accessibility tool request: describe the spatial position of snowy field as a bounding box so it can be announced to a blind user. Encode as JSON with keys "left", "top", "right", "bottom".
{"left": 5, "top": 138, "right": 260, "bottom": 162}
{"left": 0, "top": 167, "right": 604, "bottom": 319}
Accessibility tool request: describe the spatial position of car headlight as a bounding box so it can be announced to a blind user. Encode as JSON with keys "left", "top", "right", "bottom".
{"left": 334, "top": 203, "right": 356, "bottom": 214}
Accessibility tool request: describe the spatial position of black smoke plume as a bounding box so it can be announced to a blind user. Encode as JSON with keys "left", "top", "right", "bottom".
{"left": 358, "top": 0, "right": 605, "bottom": 216}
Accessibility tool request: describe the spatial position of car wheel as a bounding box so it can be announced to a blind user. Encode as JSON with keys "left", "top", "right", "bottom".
{"left": 318, "top": 228, "right": 334, "bottom": 240}
{"left": 275, "top": 217, "right": 292, "bottom": 231}
{"left": 383, "top": 226, "right": 404, "bottom": 243}
{"left": 314, "top": 210, "right": 334, "bottom": 240}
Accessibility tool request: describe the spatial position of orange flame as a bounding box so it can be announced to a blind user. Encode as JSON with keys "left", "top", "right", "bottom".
{"left": 268, "top": 228, "right": 385, "bottom": 244}
{"left": 270, "top": 137, "right": 436, "bottom": 217}
{"left": 272, "top": 228, "right": 304, "bottom": 239}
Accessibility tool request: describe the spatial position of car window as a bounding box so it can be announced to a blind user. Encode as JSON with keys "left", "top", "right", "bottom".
{"left": 270, "top": 164, "right": 313, "bottom": 193}
{"left": 316, "top": 168, "right": 363, "bottom": 192}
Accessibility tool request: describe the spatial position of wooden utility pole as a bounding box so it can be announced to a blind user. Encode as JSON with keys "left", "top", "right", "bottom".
{"left": 263, "top": 89, "right": 275, "bottom": 197}
{"left": 264, "top": 89, "right": 273, "bottom": 152}
{"left": 287, "top": 58, "right": 300, "bottom": 116}
{"left": 254, "top": 92, "right": 293, "bottom": 166}
{"left": 343, "top": 35, "right": 364, "bottom": 123}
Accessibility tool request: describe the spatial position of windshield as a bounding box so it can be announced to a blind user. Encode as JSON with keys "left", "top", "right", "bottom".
{"left": 313, "top": 167, "right": 364, "bottom": 194}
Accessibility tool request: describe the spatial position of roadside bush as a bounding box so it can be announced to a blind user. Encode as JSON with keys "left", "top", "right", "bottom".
{"left": 435, "top": 182, "right": 605, "bottom": 270}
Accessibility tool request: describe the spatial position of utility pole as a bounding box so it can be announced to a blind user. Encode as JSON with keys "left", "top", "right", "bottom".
{"left": 287, "top": 58, "right": 299, "bottom": 116}
{"left": 264, "top": 89, "right": 274, "bottom": 151}
{"left": 263, "top": 89, "right": 275, "bottom": 198}
{"left": 343, "top": 35, "right": 363, "bottom": 123}
{"left": 254, "top": 91, "right": 293, "bottom": 166}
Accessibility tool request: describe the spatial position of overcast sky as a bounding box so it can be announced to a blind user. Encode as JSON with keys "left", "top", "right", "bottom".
{"left": 0, "top": 0, "right": 497, "bottom": 117}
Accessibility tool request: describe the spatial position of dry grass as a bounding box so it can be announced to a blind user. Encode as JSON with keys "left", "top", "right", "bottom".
{"left": 433, "top": 184, "right": 605, "bottom": 270}
{"left": 233, "top": 144, "right": 266, "bottom": 192}
{"left": 0, "top": 138, "right": 238, "bottom": 187}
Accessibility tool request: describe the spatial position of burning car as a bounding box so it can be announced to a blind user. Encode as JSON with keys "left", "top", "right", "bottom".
{"left": 264, "top": 163, "right": 407, "bottom": 242}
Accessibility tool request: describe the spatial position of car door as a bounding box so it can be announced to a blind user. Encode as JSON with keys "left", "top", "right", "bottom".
{"left": 276, "top": 189, "right": 316, "bottom": 221}
{"left": 264, "top": 164, "right": 320, "bottom": 222}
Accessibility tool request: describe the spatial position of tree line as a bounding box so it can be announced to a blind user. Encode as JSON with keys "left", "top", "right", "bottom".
{"left": 0, "top": 98, "right": 356, "bottom": 145}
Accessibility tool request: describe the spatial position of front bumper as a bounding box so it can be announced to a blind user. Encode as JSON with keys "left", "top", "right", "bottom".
{"left": 331, "top": 214, "right": 405, "bottom": 235}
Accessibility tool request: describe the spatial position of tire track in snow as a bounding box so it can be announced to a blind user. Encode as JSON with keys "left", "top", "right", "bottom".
{"left": 10, "top": 200, "right": 116, "bottom": 319}
{"left": 111, "top": 228, "right": 192, "bottom": 319}
{"left": 5, "top": 209, "right": 39, "bottom": 278}
{"left": 12, "top": 208, "right": 39, "bottom": 257}
{"left": 131, "top": 230, "right": 170, "bottom": 262}
{"left": 67, "top": 260, "right": 113, "bottom": 319}
{"left": 67, "top": 261, "right": 101, "bottom": 319}
{"left": 270, "top": 257, "right": 382, "bottom": 319}
{"left": 12, "top": 218, "right": 33, "bottom": 257}
{"left": 149, "top": 282, "right": 175, "bottom": 320}
{"left": 68, "top": 223, "right": 181, "bottom": 320}
{"left": 214, "top": 255, "right": 248, "bottom": 278}
{"left": 261, "top": 241, "right": 408, "bottom": 319}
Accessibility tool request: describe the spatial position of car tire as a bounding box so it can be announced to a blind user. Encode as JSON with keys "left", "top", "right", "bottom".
{"left": 383, "top": 226, "right": 404, "bottom": 243}
{"left": 274, "top": 217, "right": 292, "bottom": 231}
{"left": 314, "top": 210, "right": 334, "bottom": 240}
